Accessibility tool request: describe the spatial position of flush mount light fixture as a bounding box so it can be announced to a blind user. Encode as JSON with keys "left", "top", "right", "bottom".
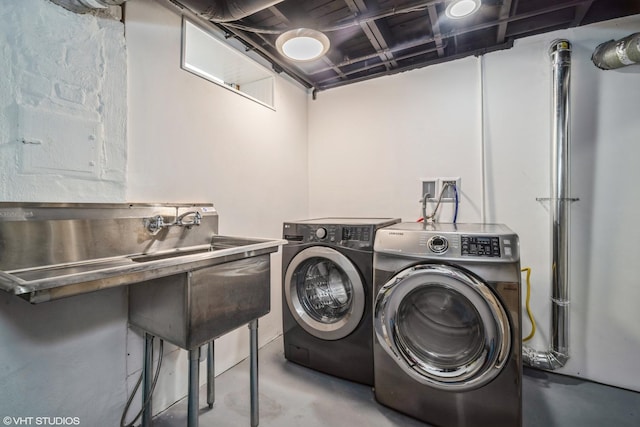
{"left": 276, "top": 28, "right": 330, "bottom": 62}
{"left": 445, "top": 0, "right": 481, "bottom": 19}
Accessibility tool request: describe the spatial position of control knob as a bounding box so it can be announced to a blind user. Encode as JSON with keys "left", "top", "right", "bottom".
{"left": 428, "top": 235, "right": 449, "bottom": 254}
{"left": 315, "top": 227, "right": 327, "bottom": 239}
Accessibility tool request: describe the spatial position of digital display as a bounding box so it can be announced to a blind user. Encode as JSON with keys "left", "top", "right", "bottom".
{"left": 342, "top": 226, "right": 371, "bottom": 242}
{"left": 461, "top": 235, "right": 501, "bottom": 257}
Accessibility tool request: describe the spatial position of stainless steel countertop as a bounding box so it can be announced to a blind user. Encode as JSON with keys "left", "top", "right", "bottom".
{"left": 0, "top": 202, "right": 284, "bottom": 303}
{"left": 0, "top": 235, "right": 285, "bottom": 303}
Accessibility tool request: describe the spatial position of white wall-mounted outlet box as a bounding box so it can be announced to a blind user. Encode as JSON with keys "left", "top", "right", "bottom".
{"left": 439, "top": 177, "right": 461, "bottom": 202}
{"left": 420, "top": 177, "right": 461, "bottom": 202}
{"left": 420, "top": 178, "right": 438, "bottom": 201}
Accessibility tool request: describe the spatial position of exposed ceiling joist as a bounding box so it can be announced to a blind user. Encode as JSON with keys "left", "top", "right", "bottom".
{"left": 171, "top": 0, "right": 640, "bottom": 91}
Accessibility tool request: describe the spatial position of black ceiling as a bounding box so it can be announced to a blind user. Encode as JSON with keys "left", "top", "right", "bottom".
{"left": 174, "top": 0, "right": 640, "bottom": 92}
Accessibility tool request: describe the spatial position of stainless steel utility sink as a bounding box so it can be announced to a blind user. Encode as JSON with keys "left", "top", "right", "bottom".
{"left": 129, "top": 236, "right": 270, "bottom": 263}
{"left": 130, "top": 246, "right": 213, "bottom": 262}
{"left": 127, "top": 236, "right": 283, "bottom": 349}
{"left": 0, "top": 203, "right": 282, "bottom": 427}
{"left": 0, "top": 203, "right": 284, "bottom": 304}
{"left": 128, "top": 252, "right": 272, "bottom": 350}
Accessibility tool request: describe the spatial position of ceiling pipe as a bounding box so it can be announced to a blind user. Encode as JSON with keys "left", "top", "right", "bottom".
{"left": 315, "top": 44, "right": 443, "bottom": 85}
{"left": 309, "top": 38, "right": 447, "bottom": 75}
{"left": 592, "top": 33, "right": 640, "bottom": 70}
{"left": 523, "top": 40, "right": 572, "bottom": 370}
{"left": 174, "top": 0, "right": 284, "bottom": 22}
{"left": 49, "top": 0, "right": 127, "bottom": 13}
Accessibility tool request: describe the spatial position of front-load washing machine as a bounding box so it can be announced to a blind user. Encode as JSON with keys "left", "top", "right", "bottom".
{"left": 282, "top": 217, "right": 400, "bottom": 385}
{"left": 373, "top": 222, "right": 522, "bottom": 427}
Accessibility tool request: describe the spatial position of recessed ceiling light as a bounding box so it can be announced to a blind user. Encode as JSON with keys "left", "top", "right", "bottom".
{"left": 276, "top": 28, "right": 330, "bottom": 62}
{"left": 445, "top": 0, "right": 481, "bottom": 19}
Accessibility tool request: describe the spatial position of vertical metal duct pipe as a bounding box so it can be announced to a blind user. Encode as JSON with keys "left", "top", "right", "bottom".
{"left": 523, "top": 40, "right": 572, "bottom": 370}
{"left": 592, "top": 33, "right": 640, "bottom": 70}
{"left": 50, "top": 0, "right": 127, "bottom": 13}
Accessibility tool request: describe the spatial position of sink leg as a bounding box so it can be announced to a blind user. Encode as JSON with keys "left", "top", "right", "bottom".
{"left": 188, "top": 348, "right": 200, "bottom": 427}
{"left": 207, "top": 341, "right": 215, "bottom": 409}
{"left": 249, "top": 320, "right": 259, "bottom": 427}
{"left": 142, "top": 333, "right": 154, "bottom": 427}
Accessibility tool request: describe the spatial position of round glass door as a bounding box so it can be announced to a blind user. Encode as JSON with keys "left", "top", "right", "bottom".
{"left": 284, "top": 246, "right": 365, "bottom": 340}
{"left": 374, "top": 264, "right": 511, "bottom": 391}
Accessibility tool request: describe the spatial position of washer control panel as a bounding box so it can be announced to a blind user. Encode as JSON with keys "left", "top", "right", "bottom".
{"left": 295, "top": 225, "right": 374, "bottom": 244}
{"left": 373, "top": 223, "right": 518, "bottom": 262}
{"left": 284, "top": 219, "right": 401, "bottom": 250}
{"left": 307, "top": 225, "right": 337, "bottom": 243}
{"left": 341, "top": 226, "right": 372, "bottom": 242}
{"left": 461, "top": 235, "right": 501, "bottom": 257}
{"left": 283, "top": 223, "right": 377, "bottom": 249}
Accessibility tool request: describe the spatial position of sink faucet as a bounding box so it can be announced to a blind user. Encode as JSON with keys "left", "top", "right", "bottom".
{"left": 176, "top": 211, "right": 202, "bottom": 227}
{"left": 144, "top": 211, "right": 202, "bottom": 234}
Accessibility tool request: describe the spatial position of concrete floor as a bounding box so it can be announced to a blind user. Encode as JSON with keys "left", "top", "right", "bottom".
{"left": 153, "top": 336, "right": 640, "bottom": 427}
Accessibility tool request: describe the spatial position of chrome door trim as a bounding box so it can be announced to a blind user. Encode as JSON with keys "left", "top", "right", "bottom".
{"left": 284, "top": 246, "right": 365, "bottom": 340}
{"left": 374, "top": 264, "right": 511, "bottom": 391}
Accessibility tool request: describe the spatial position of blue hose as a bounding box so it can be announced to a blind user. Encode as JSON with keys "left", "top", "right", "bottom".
{"left": 453, "top": 185, "right": 459, "bottom": 223}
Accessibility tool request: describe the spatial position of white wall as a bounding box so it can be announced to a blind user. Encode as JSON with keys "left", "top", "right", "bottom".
{"left": 0, "top": 1, "right": 129, "bottom": 425}
{"left": 1, "top": 1, "right": 638, "bottom": 424}
{"left": 125, "top": 0, "right": 309, "bottom": 415}
{"left": 309, "top": 15, "right": 640, "bottom": 391}
{"left": 0, "top": 0, "right": 308, "bottom": 423}
{"left": 0, "top": 0, "right": 126, "bottom": 201}
{"left": 308, "top": 56, "right": 483, "bottom": 222}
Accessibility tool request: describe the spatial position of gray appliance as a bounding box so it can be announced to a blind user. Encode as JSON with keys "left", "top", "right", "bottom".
{"left": 373, "top": 222, "right": 522, "bottom": 427}
{"left": 282, "top": 217, "right": 400, "bottom": 385}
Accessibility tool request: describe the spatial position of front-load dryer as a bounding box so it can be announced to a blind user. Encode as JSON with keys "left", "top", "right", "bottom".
{"left": 282, "top": 217, "right": 400, "bottom": 385}
{"left": 373, "top": 222, "right": 522, "bottom": 427}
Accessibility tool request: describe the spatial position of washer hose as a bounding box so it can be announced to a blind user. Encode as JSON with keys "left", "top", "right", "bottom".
{"left": 521, "top": 267, "right": 536, "bottom": 342}
{"left": 120, "top": 339, "right": 164, "bottom": 427}
{"left": 418, "top": 183, "right": 453, "bottom": 223}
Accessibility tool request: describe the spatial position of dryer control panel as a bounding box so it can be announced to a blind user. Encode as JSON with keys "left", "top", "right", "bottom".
{"left": 373, "top": 222, "right": 519, "bottom": 263}
{"left": 461, "top": 236, "right": 501, "bottom": 257}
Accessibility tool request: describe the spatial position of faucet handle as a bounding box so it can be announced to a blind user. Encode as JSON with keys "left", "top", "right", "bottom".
{"left": 144, "top": 211, "right": 201, "bottom": 233}
{"left": 145, "top": 215, "right": 166, "bottom": 234}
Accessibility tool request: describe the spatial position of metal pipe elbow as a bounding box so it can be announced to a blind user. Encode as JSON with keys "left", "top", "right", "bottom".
{"left": 592, "top": 33, "right": 640, "bottom": 70}
{"left": 522, "top": 345, "right": 569, "bottom": 370}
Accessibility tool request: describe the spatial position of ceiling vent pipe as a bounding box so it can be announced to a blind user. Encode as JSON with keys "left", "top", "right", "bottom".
{"left": 523, "top": 40, "right": 572, "bottom": 370}
{"left": 173, "top": 0, "right": 284, "bottom": 22}
{"left": 49, "top": 0, "right": 127, "bottom": 13}
{"left": 592, "top": 33, "right": 640, "bottom": 70}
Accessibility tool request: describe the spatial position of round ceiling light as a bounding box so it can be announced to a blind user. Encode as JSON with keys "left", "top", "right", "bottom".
{"left": 276, "top": 28, "right": 330, "bottom": 62}
{"left": 445, "top": 0, "right": 481, "bottom": 19}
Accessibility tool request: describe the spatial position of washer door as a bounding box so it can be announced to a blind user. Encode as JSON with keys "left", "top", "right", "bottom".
{"left": 374, "top": 264, "right": 511, "bottom": 391}
{"left": 284, "top": 246, "right": 365, "bottom": 340}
